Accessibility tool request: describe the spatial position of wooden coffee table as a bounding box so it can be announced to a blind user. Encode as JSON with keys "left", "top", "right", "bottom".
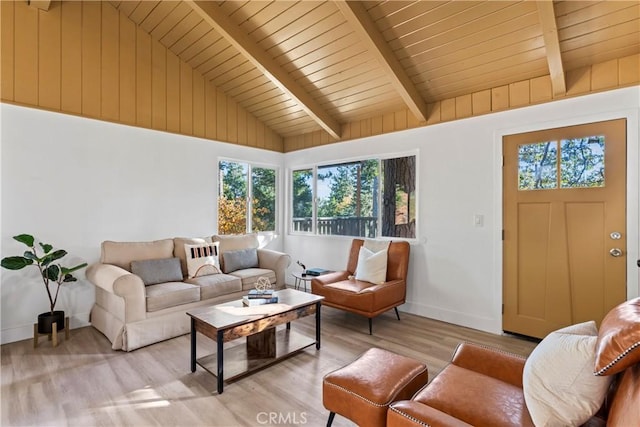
{"left": 187, "top": 289, "right": 323, "bottom": 393}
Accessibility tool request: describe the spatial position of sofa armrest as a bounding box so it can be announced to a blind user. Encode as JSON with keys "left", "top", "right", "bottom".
{"left": 450, "top": 342, "right": 527, "bottom": 388}
{"left": 86, "top": 263, "right": 147, "bottom": 323}
{"left": 257, "top": 248, "right": 291, "bottom": 288}
{"left": 388, "top": 400, "right": 473, "bottom": 427}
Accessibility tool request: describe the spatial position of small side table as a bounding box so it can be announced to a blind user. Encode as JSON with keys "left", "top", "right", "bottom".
{"left": 292, "top": 271, "right": 313, "bottom": 292}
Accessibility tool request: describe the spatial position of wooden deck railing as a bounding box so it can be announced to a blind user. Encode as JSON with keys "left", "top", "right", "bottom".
{"left": 292, "top": 217, "right": 377, "bottom": 238}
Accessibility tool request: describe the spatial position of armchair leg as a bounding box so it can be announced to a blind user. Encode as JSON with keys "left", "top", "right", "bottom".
{"left": 368, "top": 318, "right": 373, "bottom": 335}
{"left": 327, "top": 411, "right": 336, "bottom": 427}
{"left": 394, "top": 307, "right": 401, "bottom": 320}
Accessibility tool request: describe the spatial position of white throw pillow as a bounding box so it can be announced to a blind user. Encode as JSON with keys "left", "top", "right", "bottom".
{"left": 184, "top": 242, "right": 221, "bottom": 278}
{"left": 363, "top": 239, "right": 390, "bottom": 253}
{"left": 354, "top": 246, "right": 387, "bottom": 284}
{"left": 523, "top": 321, "right": 612, "bottom": 427}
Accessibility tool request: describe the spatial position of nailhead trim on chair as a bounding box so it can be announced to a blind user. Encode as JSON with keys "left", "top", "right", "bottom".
{"left": 323, "top": 364, "right": 428, "bottom": 408}
{"left": 388, "top": 406, "right": 432, "bottom": 427}
{"left": 324, "top": 382, "right": 387, "bottom": 407}
{"left": 453, "top": 342, "right": 527, "bottom": 362}
{"left": 595, "top": 341, "right": 640, "bottom": 376}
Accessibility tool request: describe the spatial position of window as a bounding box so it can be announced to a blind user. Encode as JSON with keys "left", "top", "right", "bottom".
{"left": 291, "top": 169, "right": 313, "bottom": 233}
{"left": 381, "top": 156, "right": 416, "bottom": 238}
{"left": 218, "top": 160, "right": 277, "bottom": 234}
{"left": 251, "top": 167, "right": 276, "bottom": 232}
{"left": 518, "top": 135, "right": 605, "bottom": 191}
{"left": 317, "top": 160, "right": 379, "bottom": 238}
{"left": 290, "top": 154, "right": 416, "bottom": 239}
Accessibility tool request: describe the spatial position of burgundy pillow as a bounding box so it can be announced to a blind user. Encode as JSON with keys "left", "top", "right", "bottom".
{"left": 594, "top": 297, "right": 640, "bottom": 376}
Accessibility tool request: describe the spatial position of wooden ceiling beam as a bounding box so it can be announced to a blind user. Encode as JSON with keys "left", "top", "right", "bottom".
{"left": 186, "top": 0, "right": 342, "bottom": 139}
{"left": 537, "top": 1, "right": 566, "bottom": 96}
{"left": 28, "top": 0, "right": 51, "bottom": 11}
{"left": 335, "top": 0, "right": 428, "bottom": 122}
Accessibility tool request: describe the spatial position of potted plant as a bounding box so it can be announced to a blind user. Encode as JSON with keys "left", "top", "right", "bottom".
{"left": 1, "top": 234, "right": 87, "bottom": 335}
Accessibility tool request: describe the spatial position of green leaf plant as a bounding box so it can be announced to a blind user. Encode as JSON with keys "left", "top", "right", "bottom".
{"left": 1, "top": 234, "right": 87, "bottom": 314}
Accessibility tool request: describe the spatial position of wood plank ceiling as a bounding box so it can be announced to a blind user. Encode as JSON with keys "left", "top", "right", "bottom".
{"left": 112, "top": 0, "right": 640, "bottom": 140}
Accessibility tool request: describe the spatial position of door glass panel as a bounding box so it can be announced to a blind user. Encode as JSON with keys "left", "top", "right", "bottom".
{"left": 560, "top": 136, "right": 605, "bottom": 188}
{"left": 518, "top": 141, "right": 558, "bottom": 190}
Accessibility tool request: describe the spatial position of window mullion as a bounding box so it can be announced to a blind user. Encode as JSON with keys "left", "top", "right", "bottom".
{"left": 247, "top": 164, "right": 252, "bottom": 234}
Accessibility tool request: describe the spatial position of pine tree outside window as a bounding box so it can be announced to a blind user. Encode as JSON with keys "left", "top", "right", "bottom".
{"left": 290, "top": 154, "right": 417, "bottom": 239}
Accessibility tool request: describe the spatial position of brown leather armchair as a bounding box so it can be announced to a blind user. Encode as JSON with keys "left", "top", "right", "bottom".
{"left": 387, "top": 297, "right": 640, "bottom": 427}
{"left": 311, "top": 239, "right": 410, "bottom": 334}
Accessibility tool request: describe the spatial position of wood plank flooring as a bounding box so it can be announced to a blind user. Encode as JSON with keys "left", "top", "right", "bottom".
{"left": 1, "top": 307, "right": 538, "bottom": 427}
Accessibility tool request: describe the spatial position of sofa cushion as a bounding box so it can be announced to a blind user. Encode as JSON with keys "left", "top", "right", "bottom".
{"left": 101, "top": 239, "right": 174, "bottom": 271}
{"left": 354, "top": 246, "right": 387, "bottom": 284}
{"left": 145, "top": 282, "right": 200, "bottom": 312}
{"left": 212, "top": 234, "right": 259, "bottom": 271}
{"left": 130, "top": 257, "right": 183, "bottom": 286}
{"left": 173, "top": 237, "right": 211, "bottom": 277}
{"left": 222, "top": 248, "right": 259, "bottom": 273}
{"left": 594, "top": 297, "right": 640, "bottom": 376}
{"left": 229, "top": 268, "right": 276, "bottom": 290}
{"left": 523, "top": 321, "right": 611, "bottom": 427}
{"left": 184, "top": 242, "right": 221, "bottom": 278}
{"left": 186, "top": 274, "right": 242, "bottom": 300}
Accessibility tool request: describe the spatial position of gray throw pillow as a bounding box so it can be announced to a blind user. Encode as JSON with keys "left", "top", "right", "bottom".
{"left": 130, "top": 257, "right": 183, "bottom": 286}
{"left": 222, "top": 248, "right": 259, "bottom": 273}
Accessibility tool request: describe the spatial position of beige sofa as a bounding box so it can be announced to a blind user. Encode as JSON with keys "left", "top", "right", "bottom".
{"left": 87, "top": 234, "right": 291, "bottom": 351}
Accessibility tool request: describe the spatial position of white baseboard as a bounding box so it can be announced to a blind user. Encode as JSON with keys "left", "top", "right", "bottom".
{"left": 1, "top": 311, "right": 91, "bottom": 345}
{"left": 400, "top": 301, "right": 501, "bottom": 335}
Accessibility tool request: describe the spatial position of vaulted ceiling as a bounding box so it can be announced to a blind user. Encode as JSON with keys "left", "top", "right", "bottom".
{"left": 111, "top": 0, "right": 639, "bottom": 141}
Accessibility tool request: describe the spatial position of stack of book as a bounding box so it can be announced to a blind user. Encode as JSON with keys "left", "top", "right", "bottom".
{"left": 305, "top": 268, "right": 330, "bottom": 276}
{"left": 242, "top": 289, "right": 278, "bottom": 306}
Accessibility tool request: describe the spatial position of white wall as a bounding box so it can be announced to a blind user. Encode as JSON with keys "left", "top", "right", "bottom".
{"left": 0, "top": 104, "right": 284, "bottom": 344}
{"left": 2, "top": 87, "right": 638, "bottom": 344}
{"left": 284, "top": 86, "right": 640, "bottom": 334}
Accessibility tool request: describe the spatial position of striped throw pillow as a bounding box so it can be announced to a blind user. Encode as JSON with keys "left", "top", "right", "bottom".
{"left": 184, "top": 242, "right": 221, "bottom": 278}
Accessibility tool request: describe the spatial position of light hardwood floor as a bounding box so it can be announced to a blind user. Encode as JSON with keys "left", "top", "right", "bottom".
{"left": 2, "top": 307, "right": 537, "bottom": 427}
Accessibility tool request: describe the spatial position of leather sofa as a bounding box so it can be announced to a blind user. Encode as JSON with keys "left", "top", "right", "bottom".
{"left": 87, "top": 234, "right": 290, "bottom": 351}
{"left": 387, "top": 297, "right": 640, "bottom": 427}
{"left": 311, "top": 239, "right": 410, "bottom": 334}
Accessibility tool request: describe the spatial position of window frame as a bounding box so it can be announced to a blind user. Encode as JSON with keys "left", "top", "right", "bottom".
{"left": 288, "top": 150, "right": 419, "bottom": 241}
{"left": 217, "top": 157, "right": 280, "bottom": 235}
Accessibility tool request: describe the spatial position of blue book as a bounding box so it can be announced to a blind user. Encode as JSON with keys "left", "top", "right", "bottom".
{"left": 306, "top": 268, "right": 330, "bottom": 276}
{"left": 247, "top": 289, "right": 275, "bottom": 299}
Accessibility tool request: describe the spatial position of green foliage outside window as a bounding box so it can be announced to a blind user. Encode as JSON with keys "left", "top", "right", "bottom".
{"left": 218, "top": 161, "right": 276, "bottom": 235}
{"left": 518, "top": 141, "right": 558, "bottom": 190}
{"left": 292, "top": 169, "right": 313, "bottom": 218}
{"left": 291, "top": 155, "right": 416, "bottom": 238}
{"left": 518, "top": 136, "right": 604, "bottom": 191}
{"left": 251, "top": 167, "right": 276, "bottom": 232}
{"left": 560, "top": 136, "right": 605, "bottom": 188}
{"left": 317, "top": 160, "right": 378, "bottom": 218}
